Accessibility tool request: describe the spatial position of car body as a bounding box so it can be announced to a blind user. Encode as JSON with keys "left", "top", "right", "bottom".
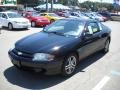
{"left": 98, "top": 11, "right": 111, "bottom": 21}
{"left": 8, "top": 18, "right": 111, "bottom": 76}
{"left": 83, "top": 13, "right": 96, "bottom": 19}
{"left": 61, "top": 12, "right": 78, "bottom": 18}
{"left": 40, "top": 13, "right": 64, "bottom": 23}
{"left": 70, "top": 12, "right": 90, "bottom": 19}
{"left": 88, "top": 12, "right": 104, "bottom": 22}
{"left": 0, "top": 12, "right": 30, "bottom": 30}
{"left": 110, "top": 13, "right": 120, "bottom": 21}
{"left": 22, "top": 12, "right": 50, "bottom": 27}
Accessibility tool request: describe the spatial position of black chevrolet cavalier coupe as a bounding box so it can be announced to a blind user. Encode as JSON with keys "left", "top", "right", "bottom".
{"left": 8, "top": 18, "right": 111, "bottom": 76}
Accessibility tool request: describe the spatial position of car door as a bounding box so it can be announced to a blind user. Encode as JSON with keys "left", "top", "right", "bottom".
{"left": 88, "top": 22, "right": 106, "bottom": 52}
{"left": 85, "top": 22, "right": 104, "bottom": 53}
{"left": 1, "top": 13, "right": 8, "bottom": 27}
{"left": 78, "top": 21, "right": 102, "bottom": 60}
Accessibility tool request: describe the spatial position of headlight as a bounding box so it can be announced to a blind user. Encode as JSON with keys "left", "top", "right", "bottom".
{"left": 33, "top": 53, "right": 54, "bottom": 61}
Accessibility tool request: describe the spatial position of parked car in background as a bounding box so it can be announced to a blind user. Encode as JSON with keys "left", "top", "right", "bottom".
{"left": 110, "top": 13, "right": 120, "bottom": 21}
{"left": 89, "top": 12, "right": 105, "bottom": 22}
{"left": 83, "top": 12, "right": 96, "bottom": 20}
{"left": 0, "top": 12, "right": 30, "bottom": 30}
{"left": 22, "top": 11, "right": 50, "bottom": 27}
{"left": 8, "top": 18, "right": 111, "bottom": 76}
{"left": 61, "top": 12, "right": 78, "bottom": 18}
{"left": 40, "top": 13, "right": 64, "bottom": 23}
{"left": 98, "top": 11, "right": 111, "bottom": 21}
{"left": 70, "top": 12, "right": 90, "bottom": 19}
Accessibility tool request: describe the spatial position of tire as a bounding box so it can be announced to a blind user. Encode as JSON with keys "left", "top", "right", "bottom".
{"left": 13, "top": 64, "right": 23, "bottom": 70}
{"left": 102, "top": 39, "right": 110, "bottom": 53}
{"left": 31, "top": 21, "right": 36, "bottom": 27}
{"left": 8, "top": 23, "right": 13, "bottom": 30}
{"left": 61, "top": 53, "right": 78, "bottom": 76}
{"left": 50, "top": 19, "right": 55, "bottom": 23}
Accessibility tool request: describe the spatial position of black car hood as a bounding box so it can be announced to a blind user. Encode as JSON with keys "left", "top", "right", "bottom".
{"left": 15, "top": 32, "right": 79, "bottom": 54}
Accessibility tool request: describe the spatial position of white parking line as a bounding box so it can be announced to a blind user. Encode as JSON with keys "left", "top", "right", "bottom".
{"left": 92, "top": 76, "right": 110, "bottom": 90}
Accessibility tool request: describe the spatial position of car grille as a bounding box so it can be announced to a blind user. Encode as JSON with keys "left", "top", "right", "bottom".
{"left": 12, "top": 49, "right": 33, "bottom": 58}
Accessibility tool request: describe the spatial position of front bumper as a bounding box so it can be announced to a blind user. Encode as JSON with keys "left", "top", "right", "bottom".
{"left": 13, "top": 23, "right": 31, "bottom": 29}
{"left": 8, "top": 50, "right": 63, "bottom": 75}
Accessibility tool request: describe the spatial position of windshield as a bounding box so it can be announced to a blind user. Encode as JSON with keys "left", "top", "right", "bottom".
{"left": 48, "top": 13, "right": 60, "bottom": 17}
{"left": 43, "top": 20, "right": 85, "bottom": 37}
{"left": 7, "top": 13, "right": 22, "bottom": 18}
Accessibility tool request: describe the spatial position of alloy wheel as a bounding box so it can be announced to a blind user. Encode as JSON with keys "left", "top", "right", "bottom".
{"left": 104, "top": 40, "right": 110, "bottom": 52}
{"left": 64, "top": 55, "right": 77, "bottom": 75}
{"left": 8, "top": 23, "right": 13, "bottom": 30}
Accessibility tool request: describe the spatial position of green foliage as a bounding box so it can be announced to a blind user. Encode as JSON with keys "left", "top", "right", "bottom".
{"left": 17, "top": 0, "right": 114, "bottom": 11}
{"left": 79, "top": 1, "right": 114, "bottom": 11}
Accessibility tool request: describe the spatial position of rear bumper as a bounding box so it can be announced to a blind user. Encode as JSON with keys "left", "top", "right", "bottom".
{"left": 8, "top": 50, "right": 63, "bottom": 75}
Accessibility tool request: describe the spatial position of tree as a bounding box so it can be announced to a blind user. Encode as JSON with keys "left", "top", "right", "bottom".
{"left": 17, "top": 0, "right": 42, "bottom": 7}
{"left": 79, "top": 1, "right": 114, "bottom": 12}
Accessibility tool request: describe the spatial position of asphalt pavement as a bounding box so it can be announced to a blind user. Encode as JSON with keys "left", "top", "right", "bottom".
{"left": 0, "top": 21, "right": 120, "bottom": 90}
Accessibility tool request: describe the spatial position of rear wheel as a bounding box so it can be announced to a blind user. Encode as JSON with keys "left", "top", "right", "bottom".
{"left": 61, "top": 53, "right": 78, "bottom": 76}
{"left": 8, "top": 23, "right": 13, "bottom": 30}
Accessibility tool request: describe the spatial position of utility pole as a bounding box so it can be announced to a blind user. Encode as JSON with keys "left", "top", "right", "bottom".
{"left": 46, "top": 0, "right": 48, "bottom": 12}
{"left": 51, "top": 0, "right": 53, "bottom": 12}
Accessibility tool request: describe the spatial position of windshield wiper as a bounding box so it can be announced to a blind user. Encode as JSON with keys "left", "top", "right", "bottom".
{"left": 47, "top": 31, "right": 65, "bottom": 36}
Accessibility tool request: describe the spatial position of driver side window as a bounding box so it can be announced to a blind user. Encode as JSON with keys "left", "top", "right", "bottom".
{"left": 87, "top": 22, "right": 100, "bottom": 34}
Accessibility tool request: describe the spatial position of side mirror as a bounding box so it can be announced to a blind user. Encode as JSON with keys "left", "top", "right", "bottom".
{"left": 84, "top": 26, "right": 93, "bottom": 37}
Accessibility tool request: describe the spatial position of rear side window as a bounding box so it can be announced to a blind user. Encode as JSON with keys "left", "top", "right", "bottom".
{"left": 87, "top": 22, "right": 100, "bottom": 34}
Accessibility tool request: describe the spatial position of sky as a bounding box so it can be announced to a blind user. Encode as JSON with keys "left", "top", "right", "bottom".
{"left": 79, "top": 0, "right": 114, "bottom": 3}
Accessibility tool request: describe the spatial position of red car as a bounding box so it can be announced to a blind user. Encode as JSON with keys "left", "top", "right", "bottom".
{"left": 22, "top": 12, "right": 50, "bottom": 27}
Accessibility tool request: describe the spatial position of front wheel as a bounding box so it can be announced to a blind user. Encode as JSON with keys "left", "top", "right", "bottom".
{"left": 61, "top": 53, "right": 78, "bottom": 76}
{"left": 8, "top": 23, "right": 13, "bottom": 30}
{"left": 102, "top": 39, "right": 110, "bottom": 53}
